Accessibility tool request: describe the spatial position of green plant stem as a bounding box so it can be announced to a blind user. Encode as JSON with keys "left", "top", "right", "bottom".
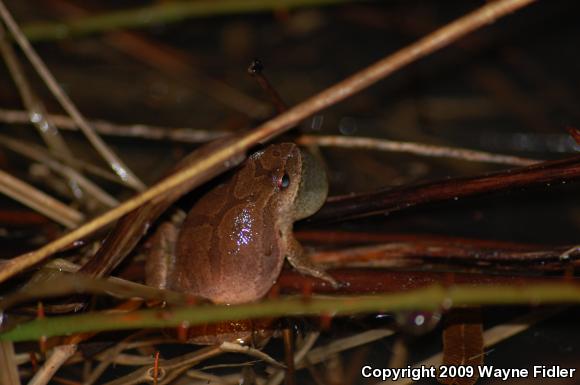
{"left": 2, "top": 283, "right": 580, "bottom": 342}
{"left": 21, "top": 0, "right": 350, "bottom": 42}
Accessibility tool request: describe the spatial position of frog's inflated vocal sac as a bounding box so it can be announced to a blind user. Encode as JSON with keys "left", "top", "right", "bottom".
{"left": 145, "top": 143, "right": 336, "bottom": 305}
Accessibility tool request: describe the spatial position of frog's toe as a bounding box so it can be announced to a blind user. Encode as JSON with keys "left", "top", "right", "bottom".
{"left": 313, "top": 270, "right": 341, "bottom": 289}
{"left": 323, "top": 274, "right": 342, "bottom": 289}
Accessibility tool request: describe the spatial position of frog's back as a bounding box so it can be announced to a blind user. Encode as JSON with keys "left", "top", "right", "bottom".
{"left": 171, "top": 144, "right": 300, "bottom": 304}
{"left": 172, "top": 191, "right": 284, "bottom": 304}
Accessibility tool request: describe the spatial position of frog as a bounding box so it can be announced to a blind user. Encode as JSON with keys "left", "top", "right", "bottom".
{"left": 144, "top": 142, "right": 337, "bottom": 306}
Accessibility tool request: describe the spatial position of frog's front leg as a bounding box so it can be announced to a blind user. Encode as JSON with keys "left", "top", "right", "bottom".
{"left": 285, "top": 236, "right": 339, "bottom": 288}
{"left": 145, "top": 221, "right": 179, "bottom": 290}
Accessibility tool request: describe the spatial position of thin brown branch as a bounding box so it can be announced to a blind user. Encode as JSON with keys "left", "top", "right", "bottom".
{"left": 310, "top": 154, "right": 580, "bottom": 223}
{"left": 0, "top": 1, "right": 145, "bottom": 191}
{"left": 0, "top": 0, "right": 536, "bottom": 285}
{"left": 265, "top": 332, "right": 320, "bottom": 385}
{"left": 295, "top": 231, "right": 544, "bottom": 249}
{"left": 276, "top": 269, "right": 580, "bottom": 296}
{"left": 282, "top": 326, "right": 296, "bottom": 385}
{"left": 309, "top": 242, "right": 578, "bottom": 266}
{"left": 297, "top": 135, "right": 539, "bottom": 166}
{"left": 248, "top": 59, "right": 288, "bottom": 114}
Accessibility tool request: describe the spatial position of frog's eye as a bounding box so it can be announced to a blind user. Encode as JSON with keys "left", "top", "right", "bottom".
{"left": 277, "top": 173, "right": 290, "bottom": 190}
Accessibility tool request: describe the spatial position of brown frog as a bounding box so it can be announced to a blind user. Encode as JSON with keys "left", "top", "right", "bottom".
{"left": 78, "top": 142, "right": 335, "bottom": 344}
{"left": 145, "top": 143, "right": 336, "bottom": 305}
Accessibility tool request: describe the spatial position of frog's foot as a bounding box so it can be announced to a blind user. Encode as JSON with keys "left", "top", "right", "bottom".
{"left": 286, "top": 249, "right": 340, "bottom": 289}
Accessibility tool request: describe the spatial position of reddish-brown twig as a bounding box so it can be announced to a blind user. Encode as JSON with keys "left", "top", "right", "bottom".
{"left": 310, "top": 154, "right": 580, "bottom": 222}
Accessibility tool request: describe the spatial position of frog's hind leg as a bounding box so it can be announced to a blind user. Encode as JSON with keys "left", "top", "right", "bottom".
{"left": 145, "top": 221, "right": 178, "bottom": 290}
{"left": 285, "top": 237, "right": 340, "bottom": 288}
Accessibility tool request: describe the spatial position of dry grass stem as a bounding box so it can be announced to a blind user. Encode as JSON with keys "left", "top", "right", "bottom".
{"left": 559, "top": 245, "right": 579, "bottom": 260}
{"left": 27, "top": 301, "right": 145, "bottom": 384}
{"left": 186, "top": 369, "right": 231, "bottom": 384}
{"left": 82, "top": 332, "right": 153, "bottom": 385}
{"left": 101, "top": 346, "right": 223, "bottom": 385}
{"left": 1, "top": 269, "right": 188, "bottom": 314}
{"left": 27, "top": 344, "right": 77, "bottom": 385}
{"left": 0, "top": 134, "right": 119, "bottom": 208}
{"left": 0, "top": 108, "right": 225, "bottom": 143}
{"left": 0, "top": 341, "right": 21, "bottom": 385}
{"left": 0, "top": 0, "right": 145, "bottom": 191}
{"left": 220, "top": 342, "right": 284, "bottom": 368}
{"left": 298, "top": 329, "right": 394, "bottom": 368}
{"left": 0, "top": 169, "right": 84, "bottom": 228}
{"left": 298, "top": 135, "right": 540, "bottom": 166}
{"left": 96, "top": 353, "right": 153, "bottom": 366}
{"left": 0, "top": 24, "right": 75, "bottom": 167}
